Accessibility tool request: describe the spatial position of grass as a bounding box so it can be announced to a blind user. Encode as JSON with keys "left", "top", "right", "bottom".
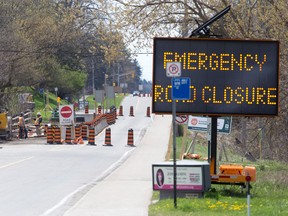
{"left": 149, "top": 128, "right": 288, "bottom": 216}
{"left": 33, "top": 93, "right": 125, "bottom": 122}
{"left": 85, "top": 94, "right": 124, "bottom": 110}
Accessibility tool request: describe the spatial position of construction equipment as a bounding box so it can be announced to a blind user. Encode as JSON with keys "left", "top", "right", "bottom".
{"left": 0, "top": 112, "right": 12, "bottom": 140}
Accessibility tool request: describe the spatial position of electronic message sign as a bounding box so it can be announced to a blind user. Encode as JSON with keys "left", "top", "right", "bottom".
{"left": 152, "top": 38, "right": 279, "bottom": 116}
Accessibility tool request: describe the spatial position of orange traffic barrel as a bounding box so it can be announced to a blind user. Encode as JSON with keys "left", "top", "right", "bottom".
{"left": 146, "top": 106, "right": 151, "bottom": 117}
{"left": 129, "top": 106, "right": 134, "bottom": 117}
{"left": 106, "top": 113, "right": 113, "bottom": 125}
{"left": 75, "top": 125, "right": 82, "bottom": 139}
{"left": 88, "top": 126, "right": 96, "bottom": 145}
{"left": 46, "top": 126, "right": 54, "bottom": 144}
{"left": 54, "top": 126, "right": 62, "bottom": 144}
{"left": 65, "top": 126, "right": 72, "bottom": 144}
{"left": 85, "top": 105, "right": 89, "bottom": 114}
{"left": 104, "top": 128, "right": 112, "bottom": 146}
{"left": 81, "top": 125, "right": 88, "bottom": 140}
{"left": 118, "top": 105, "right": 123, "bottom": 116}
{"left": 98, "top": 105, "right": 102, "bottom": 115}
{"left": 127, "top": 128, "right": 135, "bottom": 147}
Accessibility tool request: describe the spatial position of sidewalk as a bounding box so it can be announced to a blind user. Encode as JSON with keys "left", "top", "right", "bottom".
{"left": 64, "top": 114, "right": 172, "bottom": 216}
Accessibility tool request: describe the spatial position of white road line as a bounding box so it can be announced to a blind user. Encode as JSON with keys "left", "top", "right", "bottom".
{"left": 41, "top": 148, "right": 136, "bottom": 216}
{"left": 0, "top": 157, "right": 34, "bottom": 169}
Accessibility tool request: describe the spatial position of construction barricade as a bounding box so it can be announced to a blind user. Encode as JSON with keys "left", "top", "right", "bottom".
{"left": 146, "top": 106, "right": 151, "bottom": 117}
{"left": 129, "top": 106, "right": 134, "bottom": 117}
{"left": 46, "top": 126, "right": 54, "bottom": 144}
{"left": 103, "top": 128, "right": 112, "bottom": 146}
{"left": 127, "top": 128, "right": 135, "bottom": 147}
{"left": 65, "top": 126, "right": 72, "bottom": 144}
{"left": 97, "top": 105, "right": 102, "bottom": 115}
{"left": 81, "top": 125, "right": 88, "bottom": 140}
{"left": 118, "top": 105, "right": 123, "bottom": 116}
{"left": 85, "top": 105, "right": 89, "bottom": 114}
{"left": 54, "top": 126, "right": 62, "bottom": 144}
{"left": 88, "top": 126, "right": 96, "bottom": 145}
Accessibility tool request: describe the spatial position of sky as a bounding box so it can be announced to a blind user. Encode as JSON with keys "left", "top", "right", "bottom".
{"left": 136, "top": 53, "right": 153, "bottom": 82}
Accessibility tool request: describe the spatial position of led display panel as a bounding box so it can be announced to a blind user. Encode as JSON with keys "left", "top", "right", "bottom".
{"left": 152, "top": 38, "right": 279, "bottom": 116}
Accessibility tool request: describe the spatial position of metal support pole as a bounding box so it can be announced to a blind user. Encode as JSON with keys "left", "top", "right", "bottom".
{"left": 207, "top": 117, "right": 211, "bottom": 163}
{"left": 172, "top": 99, "right": 177, "bottom": 208}
{"left": 247, "top": 182, "right": 251, "bottom": 216}
{"left": 210, "top": 117, "right": 218, "bottom": 174}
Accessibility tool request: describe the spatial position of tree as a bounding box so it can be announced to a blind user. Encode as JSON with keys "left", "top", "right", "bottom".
{"left": 104, "top": 0, "right": 288, "bottom": 162}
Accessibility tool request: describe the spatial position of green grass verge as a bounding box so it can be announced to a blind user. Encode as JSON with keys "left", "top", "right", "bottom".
{"left": 33, "top": 93, "right": 125, "bottom": 122}
{"left": 150, "top": 128, "right": 288, "bottom": 216}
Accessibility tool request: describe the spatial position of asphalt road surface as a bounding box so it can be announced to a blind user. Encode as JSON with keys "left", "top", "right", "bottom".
{"left": 0, "top": 95, "right": 152, "bottom": 216}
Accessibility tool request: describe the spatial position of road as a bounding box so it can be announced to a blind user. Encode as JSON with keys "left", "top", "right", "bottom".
{"left": 0, "top": 95, "right": 152, "bottom": 216}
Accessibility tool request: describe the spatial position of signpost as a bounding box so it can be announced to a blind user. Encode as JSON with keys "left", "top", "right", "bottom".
{"left": 169, "top": 64, "right": 191, "bottom": 208}
{"left": 59, "top": 105, "right": 74, "bottom": 125}
{"left": 188, "top": 116, "right": 232, "bottom": 134}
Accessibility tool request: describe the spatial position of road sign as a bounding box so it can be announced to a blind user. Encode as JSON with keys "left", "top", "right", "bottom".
{"left": 175, "top": 115, "right": 189, "bottom": 124}
{"left": 59, "top": 105, "right": 74, "bottom": 125}
{"left": 188, "top": 116, "right": 232, "bottom": 134}
{"left": 166, "top": 62, "right": 181, "bottom": 77}
{"left": 153, "top": 38, "right": 279, "bottom": 116}
{"left": 172, "top": 77, "right": 191, "bottom": 100}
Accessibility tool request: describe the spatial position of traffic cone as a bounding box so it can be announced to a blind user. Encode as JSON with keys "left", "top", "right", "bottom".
{"left": 129, "top": 106, "right": 134, "bottom": 117}
{"left": 103, "top": 128, "right": 113, "bottom": 146}
{"left": 65, "top": 126, "right": 72, "bottom": 144}
{"left": 118, "top": 105, "right": 124, "bottom": 116}
{"left": 54, "top": 126, "right": 62, "bottom": 144}
{"left": 127, "top": 128, "right": 135, "bottom": 147}
{"left": 88, "top": 126, "right": 96, "bottom": 145}
{"left": 85, "top": 105, "right": 89, "bottom": 114}
{"left": 146, "top": 106, "right": 151, "bottom": 117}
{"left": 97, "top": 105, "right": 102, "bottom": 114}
{"left": 46, "top": 126, "right": 54, "bottom": 144}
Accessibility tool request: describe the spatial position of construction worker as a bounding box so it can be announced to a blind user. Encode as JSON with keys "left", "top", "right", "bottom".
{"left": 34, "top": 112, "right": 43, "bottom": 136}
{"left": 18, "top": 112, "right": 27, "bottom": 139}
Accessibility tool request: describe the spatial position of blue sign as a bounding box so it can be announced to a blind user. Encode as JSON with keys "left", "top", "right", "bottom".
{"left": 172, "top": 77, "right": 191, "bottom": 100}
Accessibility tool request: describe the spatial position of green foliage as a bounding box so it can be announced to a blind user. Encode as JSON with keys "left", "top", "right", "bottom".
{"left": 33, "top": 91, "right": 68, "bottom": 122}
{"left": 55, "top": 66, "right": 87, "bottom": 97}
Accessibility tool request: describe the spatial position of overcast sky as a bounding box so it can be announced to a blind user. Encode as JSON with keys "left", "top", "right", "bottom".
{"left": 136, "top": 53, "right": 153, "bottom": 81}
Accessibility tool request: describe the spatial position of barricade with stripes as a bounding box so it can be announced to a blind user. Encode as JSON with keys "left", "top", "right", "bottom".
{"left": 88, "top": 126, "right": 96, "bottom": 145}
{"left": 81, "top": 125, "right": 88, "bottom": 140}
{"left": 75, "top": 125, "right": 82, "bottom": 139}
{"left": 106, "top": 112, "right": 116, "bottom": 125}
{"left": 85, "top": 105, "right": 89, "bottom": 114}
{"left": 146, "top": 106, "right": 151, "bottom": 117}
{"left": 97, "top": 105, "right": 102, "bottom": 115}
{"left": 127, "top": 128, "right": 135, "bottom": 147}
{"left": 54, "top": 126, "right": 62, "bottom": 144}
{"left": 46, "top": 126, "right": 54, "bottom": 144}
{"left": 118, "top": 105, "right": 123, "bottom": 116}
{"left": 129, "top": 106, "right": 134, "bottom": 117}
{"left": 104, "top": 128, "right": 112, "bottom": 146}
{"left": 65, "top": 126, "right": 72, "bottom": 144}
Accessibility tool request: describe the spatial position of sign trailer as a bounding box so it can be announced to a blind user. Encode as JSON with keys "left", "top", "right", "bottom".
{"left": 153, "top": 38, "right": 279, "bottom": 116}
